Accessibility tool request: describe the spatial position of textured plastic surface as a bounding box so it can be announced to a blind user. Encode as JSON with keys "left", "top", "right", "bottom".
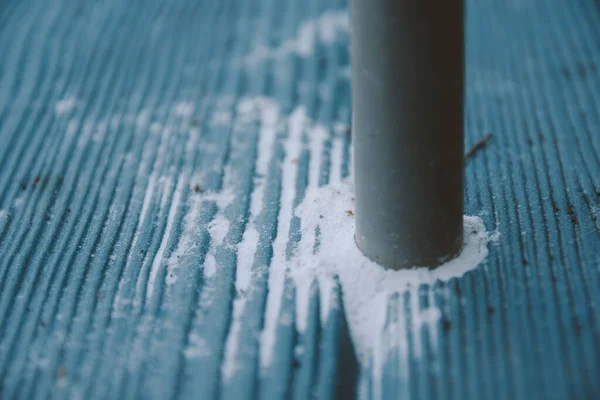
{"left": 351, "top": 0, "right": 465, "bottom": 268}
{"left": 0, "top": 0, "right": 600, "bottom": 399}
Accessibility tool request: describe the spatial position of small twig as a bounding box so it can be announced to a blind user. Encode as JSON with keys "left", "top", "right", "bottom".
{"left": 465, "top": 133, "right": 493, "bottom": 160}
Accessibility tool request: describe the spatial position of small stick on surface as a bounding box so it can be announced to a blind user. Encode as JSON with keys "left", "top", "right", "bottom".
{"left": 465, "top": 133, "right": 493, "bottom": 160}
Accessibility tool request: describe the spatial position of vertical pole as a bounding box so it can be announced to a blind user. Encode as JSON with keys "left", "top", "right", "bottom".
{"left": 350, "top": 0, "right": 465, "bottom": 269}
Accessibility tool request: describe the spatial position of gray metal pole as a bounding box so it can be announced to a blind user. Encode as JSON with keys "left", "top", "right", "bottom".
{"left": 350, "top": 0, "right": 465, "bottom": 269}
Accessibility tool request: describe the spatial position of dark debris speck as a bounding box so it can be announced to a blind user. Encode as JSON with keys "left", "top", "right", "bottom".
{"left": 442, "top": 319, "right": 452, "bottom": 332}
{"left": 455, "top": 283, "right": 463, "bottom": 297}
{"left": 465, "top": 133, "right": 493, "bottom": 160}
{"left": 573, "top": 317, "right": 583, "bottom": 334}
{"left": 567, "top": 203, "right": 578, "bottom": 225}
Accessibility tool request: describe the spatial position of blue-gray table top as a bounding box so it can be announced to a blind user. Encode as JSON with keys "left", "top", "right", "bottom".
{"left": 1, "top": 0, "right": 599, "bottom": 399}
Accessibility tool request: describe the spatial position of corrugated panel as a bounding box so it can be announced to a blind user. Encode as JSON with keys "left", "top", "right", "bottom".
{"left": 0, "top": 0, "right": 599, "bottom": 399}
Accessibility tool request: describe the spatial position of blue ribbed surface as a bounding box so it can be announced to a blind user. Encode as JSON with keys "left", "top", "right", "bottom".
{"left": 0, "top": 0, "right": 599, "bottom": 399}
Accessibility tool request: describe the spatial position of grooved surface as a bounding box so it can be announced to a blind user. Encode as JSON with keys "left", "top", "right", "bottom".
{"left": 0, "top": 0, "right": 599, "bottom": 399}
